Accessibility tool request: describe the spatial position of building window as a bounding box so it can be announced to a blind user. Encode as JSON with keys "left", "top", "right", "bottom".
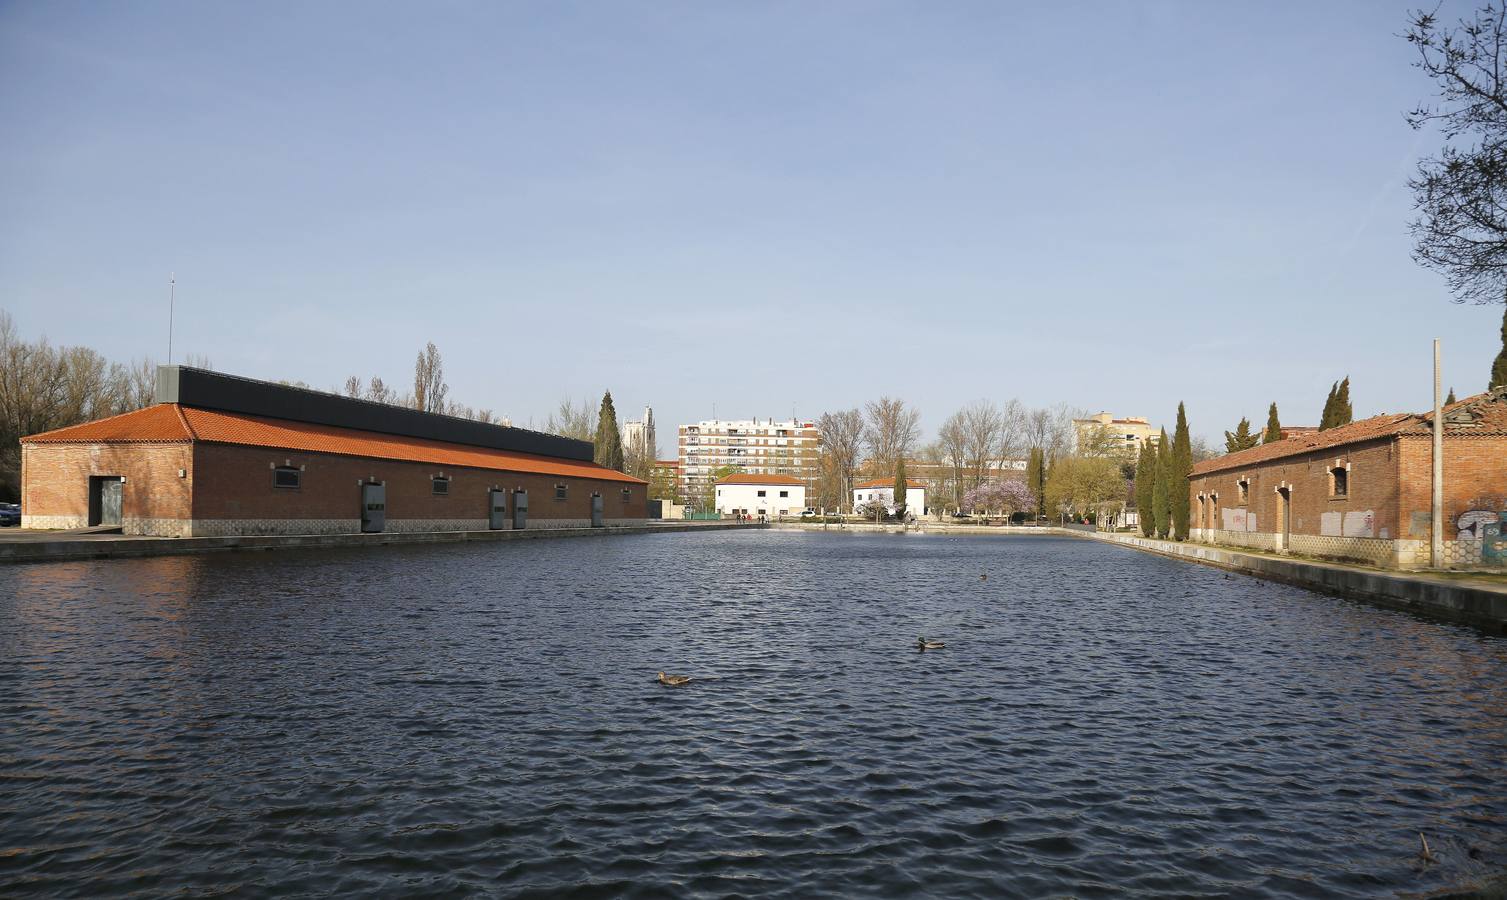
{"left": 779, "top": 490, "right": 789, "bottom": 498}
{"left": 273, "top": 466, "right": 300, "bottom": 490}
{"left": 1237, "top": 478, "right": 1249, "bottom": 504}
{"left": 621, "top": 488, "right": 631, "bottom": 502}
{"left": 1331, "top": 466, "right": 1348, "bottom": 497}
{"left": 757, "top": 490, "right": 766, "bottom": 497}
{"left": 555, "top": 483, "right": 568, "bottom": 500}
{"left": 432, "top": 476, "right": 450, "bottom": 496}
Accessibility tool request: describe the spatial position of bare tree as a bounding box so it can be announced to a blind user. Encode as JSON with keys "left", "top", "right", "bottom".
{"left": 959, "top": 400, "right": 1007, "bottom": 489}
{"left": 412, "top": 342, "right": 448, "bottom": 413}
{"left": 1021, "top": 403, "right": 1080, "bottom": 458}
{"left": 934, "top": 412, "right": 969, "bottom": 510}
{"left": 1406, "top": 4, "right": 1507, "bottom": 302}
{"left": 545, "top": 396, "right": 595, "bottom": 442}
{"left": 817, "top": 408, "right": 865, "bottom": 512}
{"left": 862, "top": 397, "right": 921, "bottom": 473}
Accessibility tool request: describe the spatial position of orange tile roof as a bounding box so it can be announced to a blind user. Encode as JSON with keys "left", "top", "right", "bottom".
{"left": 25, "top": 404, "right": 645, "bottom": 484}
{"left": 1191, "top": 413, "right": 1418, "bottom": 476}
{"left": 715, "top": 472, "right": 804, "bottom": 485}
{"left": 854, "top": 479, "right": 925, "bottom": 489}
{"left": 1189, "top": 390, "right": 1507, "bottom": 477}
{"left": 23, "top": 403, "right": 194, "bottom": 443}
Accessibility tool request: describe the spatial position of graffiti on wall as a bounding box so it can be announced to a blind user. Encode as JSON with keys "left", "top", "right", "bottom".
{"left": 1221, "top": 508, "right": 1257, "bottom": 532}
{"left": 1455, "top": 509, "right": 1507, "bottom": 564}
{"left": 1319, "top": 510, "right": 1376, "bottom": 538}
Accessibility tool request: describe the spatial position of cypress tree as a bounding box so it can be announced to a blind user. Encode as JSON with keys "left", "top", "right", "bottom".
{"left": 1262, "top": 402, "right": 1282, "bottom": 443}
{"left": 1319, "top": 382, "right": 1338, "bottom": 431}
{"left": 1134, "top": 441, "right": 1155, "bottom": 537}
{"left": 1025, "top": 448, "right": 1045, "bottom": 518}
{"left": 1152, "top": 429, "right": 1172, "bottom": 539}
{"left": 1446, "top": 387, "right": 1457, "bottom": 405}
{"left": 1223, "top": 418, "right": 1258, "bottom": 453}
{"left": 1334, "top": 376, "right": 1353, "bottom": 427}
{"left": 594, "top": 390, "right": 624, "bottom": 471}
{"left": 1171, "top": 403, "right": 1192, "bottom": 541}
{"left": 893, "top": 457, "right": 908, "bottom": 518}
{"left": 1491, "top": 307, "right": 1507, "bottom": 390}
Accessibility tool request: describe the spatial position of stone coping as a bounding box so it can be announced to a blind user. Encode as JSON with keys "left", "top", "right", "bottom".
{"left": 0, "top": 521, "right": 765, "bottom": 564}
{"left": 1089, "top": 533, "right": 1507, "bottom": 630}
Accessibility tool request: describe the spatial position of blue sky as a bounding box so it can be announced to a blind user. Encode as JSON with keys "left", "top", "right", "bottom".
{"left": 1, "top": 1, "right": 1498, "bottom": 450}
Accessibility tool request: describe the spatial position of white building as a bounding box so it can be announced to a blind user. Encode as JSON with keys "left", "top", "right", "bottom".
{"left": 714, "top": 474, "right": 806, "bottom": 519}
{"left": 852, "top": 479, "right": 926, "bottom": 517}
{"left": 680, "top": 418, "right": 820, "bottom": 502}
{"left": 622, "top": 406, "right": 656, "bottom": 460}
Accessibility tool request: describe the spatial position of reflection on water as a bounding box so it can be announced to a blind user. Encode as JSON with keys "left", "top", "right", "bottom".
{"left": 2, "top": 532, "right": 1506, "bottom": 896}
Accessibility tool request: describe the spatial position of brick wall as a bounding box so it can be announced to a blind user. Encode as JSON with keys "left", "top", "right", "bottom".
{"left": 1188, "top": 437, "right": 1400, "bottom": 540}
{"left": 1188, "top": 431, "right": 1507, "bottom": 569}
{"left": 1396, "top": 434, "right": 1507, "bottom": 541}
{"left": 20, "top": 442, "right": 193, "bottom": 535}
{"left": 192, "top": 444, "right": 645, "bottom": 530}
{"left": 20, "top": 440, "right": 646, "bottom": 536}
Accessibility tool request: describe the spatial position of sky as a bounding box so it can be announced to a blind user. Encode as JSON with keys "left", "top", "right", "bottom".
{"left": 1, "top": 1, "right": 1500, "bottom": 452}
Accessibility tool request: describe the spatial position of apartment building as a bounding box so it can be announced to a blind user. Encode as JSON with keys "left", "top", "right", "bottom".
{"left": 678, "top": 418, "right": 820, "bottom": 502}
{"left": 1073, "top": 412, "right": 1159, "bottom": 458}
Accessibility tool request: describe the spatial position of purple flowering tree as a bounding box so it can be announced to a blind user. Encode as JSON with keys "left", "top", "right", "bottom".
{"left": 963, "top": 480, "right": 1036, "bottom": 521}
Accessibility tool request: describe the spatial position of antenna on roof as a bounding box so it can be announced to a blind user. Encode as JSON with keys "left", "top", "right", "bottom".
{"left": 167, "top": 273, "right": 176, "bottom": 365}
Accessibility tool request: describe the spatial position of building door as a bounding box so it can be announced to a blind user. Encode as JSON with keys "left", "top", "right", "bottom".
{"left": 89, "top": 476, "right": 124, "bottom": 526}
{"left": 361, "top": 482, "right": 386, "bottom": 533}
{"left": 1276, "top": 487, "right": 1291, "bottom": 551}
{"left": 590, "top": 493, "right": 604, "bottom": 528}
{"left": 513, "top": 489, "right": 528, "bottom": 529}
{"left": 488, "top": 489, "right": 508, "bottom": 530}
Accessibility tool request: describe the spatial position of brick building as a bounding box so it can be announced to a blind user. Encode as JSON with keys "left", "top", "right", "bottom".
{"left": 21, "top": 367, "right": 647, "bottom": 536}
{"left": 1187, "top": 389, "right": 1507, "bottom": 569}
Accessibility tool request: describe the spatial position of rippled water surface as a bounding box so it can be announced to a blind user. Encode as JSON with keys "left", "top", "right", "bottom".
{"left": 3, "top": 531, "right": 1507, "bottom": 897}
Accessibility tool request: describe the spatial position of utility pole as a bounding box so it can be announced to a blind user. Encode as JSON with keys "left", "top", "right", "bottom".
{"left": 1432, "top": 338, "right": 1443, "bottom": 568}
{"left": 167, "top": 273, "right": 176, "bottom": 365}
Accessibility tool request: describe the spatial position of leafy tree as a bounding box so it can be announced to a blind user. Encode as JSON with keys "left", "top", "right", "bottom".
{"left": 702, "top": 463, "right": 743, "bottom": 512}
{"left": 1134, "top": 441, "right": 1156, "bottom": 537}
{"left": 648, "top": 463, "right": 680, "bottom": 503}
{"left": 594, "top": 391, "right": 624, "bottom": 471}
{"left": 1043, "top": 456, "right": 1125, "bottom": 520}
{"left": 1025, "top": 447, "right": 1046, "bottom": 518}
{"left": 1492, "top": 307, "right": 1507, "bottom": 389}
{"left": 1171, "top": 403, "right": 1192, "bottom": 541}
{"left": 1405, "top": 6, "right": 1507, "bottom": 303}
{"left": 1262, "top": 402, "right": 1283, "bottom": 443}
{"left": 893, "top": 457, "right": 909, "bottom": 519}
{"left": 1334, "top": 377, "right": 1353, "bottom": 427}
{"left": 1223, "top": 418, "right": 1258, "bottom": 453}
{"left": 1152, "top": 429, "right": 1172, "bottom": 538}
{"left": 1319, "top": 381, "right": 1338, "bottom": 430}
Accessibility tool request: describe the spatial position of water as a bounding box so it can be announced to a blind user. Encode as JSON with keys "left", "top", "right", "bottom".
{"left": 2, "top": 531, "right": 1506, "bottom": 897}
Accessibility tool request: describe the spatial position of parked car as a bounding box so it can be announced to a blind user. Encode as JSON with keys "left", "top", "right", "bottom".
{"left": 0, "top": 503, "right": 19, "bottom": 527}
